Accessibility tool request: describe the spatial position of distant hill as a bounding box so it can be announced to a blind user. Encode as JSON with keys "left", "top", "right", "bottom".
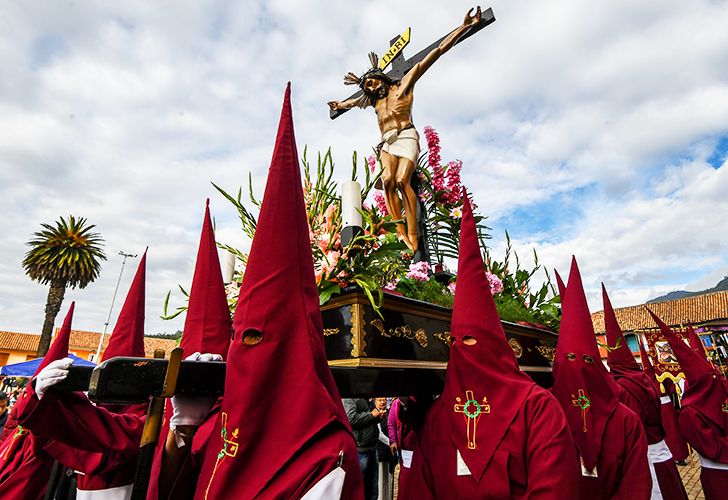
{"left": 648, "top": 275, "right": 728, "bottom": 304}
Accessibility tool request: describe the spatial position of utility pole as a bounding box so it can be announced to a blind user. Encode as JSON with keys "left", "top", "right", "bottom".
{"left": 93, "top": 251, "right": 137, "bottom": 362}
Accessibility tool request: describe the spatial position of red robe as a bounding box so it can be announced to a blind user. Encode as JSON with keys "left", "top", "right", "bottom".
{"left": 678, "top": 406, "right": 728, "bottom": 500}
{"left": 616, "top": 380, "right": 687, "bottom": 499}
{"left": 405, "top": 387, "right": 578, "bottom": 499}
{"left": 660, "top": 396, "right": 689, "bottom": 461}
{"left": 18, "top": 385, "right": 145, "bottom": 493}
{"left": 572, "top": 402, "right": 651, "bottom": 499}
{"left": 0, "top": 431, "right": 54, "bottom": 499}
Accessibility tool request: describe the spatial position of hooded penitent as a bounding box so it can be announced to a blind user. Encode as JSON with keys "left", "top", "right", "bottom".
{"left": 179, "top": 200, "right": 233, "bottom": 360}
{"left": 434, "top": 191, "right": 536, "bottom": 480}
{"left": 0, "top": 302, "right": 76, "bottom": 496}
{"left": 551, "top": 257, "right": 620, "bottom": 473}
{"left": 603, "top": 285, "right": 662, "bottom": 418}
{"left": 604, "top": 289, "right": 689, "bottom": 499}
{"left": 101, "top": 250, "right": 147, "bottom": 362}
{"left": 17, "top": 252, "right": 149, "bottom": 496}
{"left": 405, "top": 192, "right": 578, "bottom": 498}
{"left": 0, "top": 302, "right": 77, "bottom": 445}
{"left": 146, "top": 200, "right": 233, "bottom": 500}
{"left": 196, "top": 84, "right": 361, "bottom": 499}
{"left": 647, "top": 309, "right": 727, "bottom": 431}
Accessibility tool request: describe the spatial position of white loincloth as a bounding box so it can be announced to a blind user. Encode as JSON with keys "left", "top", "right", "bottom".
{"left": 76, "top": 484, "right": 132, "bottom": 500}
{"left": 381, "top": 127, "right": 420, "bottom": 164}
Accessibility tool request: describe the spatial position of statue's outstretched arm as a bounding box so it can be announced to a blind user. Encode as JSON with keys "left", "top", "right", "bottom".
{"left": 401, "top": 6, "right": 482, "bottom": 93}
{"left": 328, "top": 97, "right": 360, "bottom": 111}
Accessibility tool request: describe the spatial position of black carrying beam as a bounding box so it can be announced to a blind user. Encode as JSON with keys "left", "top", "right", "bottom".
{"left": 330, "top": 7, "right": 495, "bottom": 119}
{"left": 64, "top": 358, "right": 551, "bottom": 402}
{"left": 83, "top": 358, "right": 225, "bottom": 404}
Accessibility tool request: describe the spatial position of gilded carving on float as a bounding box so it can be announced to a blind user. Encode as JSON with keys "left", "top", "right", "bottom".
{"left": 349, "top": 304, "right": 366, "bottom": 357}
{"left": 536, "top": 345, "right": 556, "bottom": 362}
{"left": 371, "top": 319, "right": 429, "bottom": 348}
{"left": 508, "top": 338, "right": 523, "bottom": 358}
{"left": 434, "top": 331, "right": 452, "bottom": 346}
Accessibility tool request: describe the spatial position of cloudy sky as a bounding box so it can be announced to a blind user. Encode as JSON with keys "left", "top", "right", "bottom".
{"left": 2, "top": 0, "right": 728, "bottom": 336}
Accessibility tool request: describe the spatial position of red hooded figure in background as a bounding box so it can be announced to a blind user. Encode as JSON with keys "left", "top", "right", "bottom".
{"left": 602, "top": 285, "right": 687, "bottom": 499}
{"left": 147, "top": 199, "right": 232, "bottom": 499}
{"left": 0, "top": 302, "right": 76, "bottom": 498}
{"left": 194, "top": 84, "right": 363, "bottom": 499}
{"left": 19, "top": 252, "right": 149, "bottom": 498}
{"left": 550, "top": 257, "right": 650, "bottom": 499}
{"left": 405, "top": 191, "right": 578, "bottom": 499}
{"left": 648, "top": 309, "right": 728, "bottom": 500}
{"left": 638, "top": 337, "right": 690, "bottom": 462}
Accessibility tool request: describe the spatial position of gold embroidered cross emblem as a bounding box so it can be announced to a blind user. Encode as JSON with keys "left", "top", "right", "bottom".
{"left": 454, "top": 390, "right": 490, "bottom": 450}
{"left": 205, "top": 412, "right": 240, "bottom": 500}
{"left": 571, "top": 389, "right": 591, "bottom": 432}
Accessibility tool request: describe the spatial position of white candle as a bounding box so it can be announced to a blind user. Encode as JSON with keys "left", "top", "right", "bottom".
{"left": 219, "top": 249, "right": 236, "bottom": 284}
{"left": 341, "top": 181, "right": 363, "bottom": 228}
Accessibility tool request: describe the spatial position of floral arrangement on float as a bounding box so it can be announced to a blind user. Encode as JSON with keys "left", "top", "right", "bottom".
{"left": 162, "top": 127, "right": 561, "bottom": 331}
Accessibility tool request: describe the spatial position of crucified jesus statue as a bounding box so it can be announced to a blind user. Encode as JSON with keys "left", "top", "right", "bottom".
{"left": 329, "top": 7, "right": 483, "bottom": 253}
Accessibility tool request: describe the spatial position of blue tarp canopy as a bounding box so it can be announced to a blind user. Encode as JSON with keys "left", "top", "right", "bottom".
{"left": 1, "top": 353, "right": 95, "bottom": 377}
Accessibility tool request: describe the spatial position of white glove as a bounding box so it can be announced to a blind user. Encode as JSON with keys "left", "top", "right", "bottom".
{"left": 170, "top": 352, "right": 222, "bottom": 429}
{"left": 35, "top": 357, "right": 74, "bottom": 400}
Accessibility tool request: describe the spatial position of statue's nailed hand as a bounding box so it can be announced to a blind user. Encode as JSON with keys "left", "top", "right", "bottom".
{"left": 464, "top": 6, "right": 482, "bottom": 27}
{"left": 328, "top": 101, "right": 340, "bottom": 111}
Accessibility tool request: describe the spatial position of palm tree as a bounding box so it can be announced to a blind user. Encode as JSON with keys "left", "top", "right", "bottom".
{"left": 23, "top": 215, "right": 106, "bottom": 356}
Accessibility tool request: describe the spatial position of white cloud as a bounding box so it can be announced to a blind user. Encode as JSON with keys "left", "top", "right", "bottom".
{"left": 2, "top": 0, "right": 728, "bottom": 336}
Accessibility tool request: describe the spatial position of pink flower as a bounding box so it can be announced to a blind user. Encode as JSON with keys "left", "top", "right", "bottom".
{"left": 432, "top": 164, "right": 446, "bottom": 192}
{"left": 423, "top": 126, "right": 441, "bottom": 169}
{"left": 373, "top": 190, "right": 389, "bottom": 216}
{"left": 448, "top": 282, "right": 456, "bottom": 295}
{"left": 384, "top": 279, "right": 399, "bottom": 291}
{"left": 406, "top": 261, "right": 431, "bottom": 282}
{"left": 367, "top": 155, "right": 378, "bottom": 173}
{"left": 322, "top": 250, "right": 340, "bottom": 274}
{"left": 445, "top": 160, "right": 462, "bottom": 204}
{"left": 486, "top": 272, "right": 504, "bottom": 294}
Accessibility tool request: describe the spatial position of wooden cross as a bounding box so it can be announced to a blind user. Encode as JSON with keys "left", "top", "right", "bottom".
{"left": 330, "top": 7, "right": 496, "bottom": 119}
{"left": 454, "top": 390, "right": 490, "bottom": 449}
{"left": 571, "top": 389, "right": 591, "bottom": 432}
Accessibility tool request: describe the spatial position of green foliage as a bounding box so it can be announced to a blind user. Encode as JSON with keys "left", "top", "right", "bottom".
{"left": 485, "top": 231, "right": 561, "bottom": 330}
{"left": 23, "top": 215, "right": 106, "bottom": 288}
{"left": 395, "top": 278, "right": 454, "bottom": 308}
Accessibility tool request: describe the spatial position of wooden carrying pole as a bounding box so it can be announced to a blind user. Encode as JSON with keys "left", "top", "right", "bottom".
{"left": 130, "top": 347, "right": 183, "bottom": 500}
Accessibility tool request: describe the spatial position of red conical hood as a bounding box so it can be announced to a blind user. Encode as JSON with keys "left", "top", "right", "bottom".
{"left": 36, "top": 302, "right": 75, "bottom": 375}
{"left": 551, "top": 257, "right": 619, "bottom": 472}
{"left": 602, "top": 284, "right": 641, "bottom": 375}
{"left": 180, "top": 200, "right": 232, "bottom": 360}
{"left": 102, "top": 251, "right": 146, "bottom": 361}
{"left": 6, "top": 302, "right": 78, "bottom": 438}
{"left": 438, "top": 190, "right": 534, "bottom": 481}
{"left": 198, "top": 84, "right": 354, "bottom": 498}
{"left": 647, "top": 308, "right": 727, "bottom": 430}
{"left": 686, "top": 325, "right": 705, "bottom": 357}
{"left": 637, "top": 336, "right": 661, "bottom": 394}
{"left": 554, "top": 269, "right": 567, "bottom": 299}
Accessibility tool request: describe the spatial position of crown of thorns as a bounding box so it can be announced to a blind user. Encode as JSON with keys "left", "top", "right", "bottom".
{"left": 343, "top": 52, "right": 399, "bottom": 107}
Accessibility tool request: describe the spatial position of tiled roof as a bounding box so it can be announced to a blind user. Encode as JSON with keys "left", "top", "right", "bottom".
{"left": 592, "top": 290, "right": 728, "bottom": 334}
{"left": 0, "top": 329, "right": 178, "bottom": 357}
{"left": 62, "top": 329, "right": 178, "bottom": 357}
{"left": 0, "top": 331, "right": 41, "bottom": 352}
